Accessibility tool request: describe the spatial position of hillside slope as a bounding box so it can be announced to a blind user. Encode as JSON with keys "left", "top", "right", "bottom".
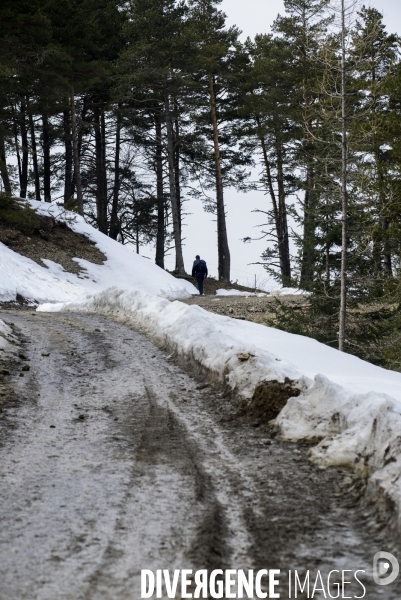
{"left": 0, "top": 200, "right": 196, "bottom": 304}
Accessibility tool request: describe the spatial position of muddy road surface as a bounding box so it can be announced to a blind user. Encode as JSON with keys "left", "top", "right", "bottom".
{"left": 0, "top": 311, "right": 398, "bottom": 599}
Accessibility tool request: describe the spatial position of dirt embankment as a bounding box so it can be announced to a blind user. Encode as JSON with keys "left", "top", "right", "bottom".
{"left": 0, "top": 212, "right": 106, "bottom": 277}
{"left": 173, "top": 273, "right": 310, "bottom": 326}
{"left": 172, "top": 273, "right": 262, "bottom": 296}
{"left": 181, "top": 294, "right": 309, "bottom": 325}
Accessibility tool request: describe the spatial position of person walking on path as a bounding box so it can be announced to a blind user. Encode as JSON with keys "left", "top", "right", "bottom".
{"left": 192, "top": 255, "right": 208, "bottom": 295}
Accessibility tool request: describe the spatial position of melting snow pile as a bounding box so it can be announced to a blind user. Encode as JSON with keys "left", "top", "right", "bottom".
{"left": 39, "top": 288, "right": 311, "bottom": 398}
{"left": 39, "top": 287, "right": 401, "bottom": 528}
{"left": 215, "top": 289, "right": 268, "bottom": 297}
{"left": 0, "top": 201, "right": 196, "bottom": 304}
{"left": 216, "top": 288, "right": 251, "bottom": 296}
{"left": 269, "top": 287, "right": 311, "bottom": 296}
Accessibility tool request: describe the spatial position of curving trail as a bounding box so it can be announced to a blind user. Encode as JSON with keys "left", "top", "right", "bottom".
{"left": 0, "top": 310, "right": 397, "bottom": 599}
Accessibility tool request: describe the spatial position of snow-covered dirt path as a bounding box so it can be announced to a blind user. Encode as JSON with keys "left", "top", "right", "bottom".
{"left": 0, "top": 311, "right": 398, "bottom": 599}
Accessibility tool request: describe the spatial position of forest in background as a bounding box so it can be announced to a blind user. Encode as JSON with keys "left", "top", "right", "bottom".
{"left": 2, "top": 0, "right": 401, "bottom": 367}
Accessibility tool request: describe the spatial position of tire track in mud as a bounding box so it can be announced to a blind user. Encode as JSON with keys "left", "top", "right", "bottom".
{"left": 139, "top": 388, "right": 231, "bottom": 571}
{"left": 85, "top": 388, "right": 232, "bottom": 600}
{"left": 0, "top": 310, "right": 400, "bottom": 599}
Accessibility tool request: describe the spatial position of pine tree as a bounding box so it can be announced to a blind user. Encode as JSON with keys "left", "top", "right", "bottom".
{"left": 240, "top": 34, "right": 298, "bottom": 286}
{"left": 119, "top": 0, "right": 192, "bottom": 274}
{"left": 188, "top": 0, "right": 243, "bottom": 282}
{"left": 273, "top": 0, "right": 332, "bottom": 290}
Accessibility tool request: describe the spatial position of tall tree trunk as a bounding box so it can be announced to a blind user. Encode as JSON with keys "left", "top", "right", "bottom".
{"left": 71, "top": 96, "right": 88, "bottom": 199}
{"left": 299, "top": 153, "right": 315, "bottom": 290}
{"left": 101, "top": 109, "right": 108, "bottom": 231}
{"left": 94, "top": 106, "right": 108, "bottom": 234}
{"left": 11, "top": 105, "right": 22, "bottom": 190}
{"left": 42, "top": 114, "right": 51, "bottom": 202}
{"left": 94, "top": 108, "right": 102, "bottom": 223}
{"left": 20, "top": 99, "right": 28, "bottom": 199}
{"left": 164, "top": 84, "right": 185, "bottom": 274}
{"left": 155, "top": 114, "right": 165, "bottom": 268}
{"left": 382, "top": 218, "right": 392, "bottom": 276}
{"left": 275, "top": 133, "right": 291, "bottom": 285}
{"left": 325, "top": 198, "right": 330, "bottom": 282}
{"left": 109, "top": 108, "right": 121, "bottom": 240}
{"left": 78, "top": 97, "right": 88, "bottom": 159}
{"left": 173, "top": 99, "right": 181, "bottom": 234}
{"left": 28, "top": 113, "right": 41, "bottom": 201}
{"left": 339, "top": 0, "right": 348, "bottom": 352}
{"left": 257, "top": 117, "right": 291, "bottom": 286}
{"left": 0, "top": 132, "right": 11, "bottom": 193}
{"left": 208, "top": 73, "right": 230, "bottom": 282}
{"left": 136, "top": 214, "right": 140, "bottom": 254}
{"left": 299, "top": 20, "right": 317, "bottom": 291}
{"left": 70, "top": 81, "right": 83, "bottom": 216}
{"left": 63, "top": 110, "right": 73, "bottom": 204}
{"left": 374, "top": 150, "right": 392, "bottom": 276}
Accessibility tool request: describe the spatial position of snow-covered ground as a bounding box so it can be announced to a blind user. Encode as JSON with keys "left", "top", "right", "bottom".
{"left": 0, "top": 201, "right": 197, "bottom": 304}
{"left": 2, "top": 201, "right": 401, "bottom": 527}
{"left": 215, "top": 289, "right": 268, "bottom": 297}
{"left": 269, "top": 287, "right": 311, "bottom": 296}
{"left": 216, "top": 288, "right": 252, "bottom": 296}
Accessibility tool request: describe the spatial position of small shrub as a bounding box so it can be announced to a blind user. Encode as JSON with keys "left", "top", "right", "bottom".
{"left": 0, "top": 193, "right": 40, "bottom": 235}
{"left": 64, "top": 197, "right": 79, "bottom": 213}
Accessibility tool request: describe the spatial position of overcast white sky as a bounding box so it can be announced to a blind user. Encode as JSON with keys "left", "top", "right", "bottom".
{"left": 161, "top": 0, "right": 401, "bottom": 286}
{"left": 222, "top": 0, "right": 401, "bottom": 40}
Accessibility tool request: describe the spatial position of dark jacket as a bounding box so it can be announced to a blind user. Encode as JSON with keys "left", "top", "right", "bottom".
{"left": 192, "top": 259, "right": 208, "bottom": 277}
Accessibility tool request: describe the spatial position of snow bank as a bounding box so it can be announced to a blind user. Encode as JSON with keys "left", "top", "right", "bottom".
{"left": 216, "top": 288, "right": 252, "bottom": 296}
{"left": 216, "top": 289, "right": 268, "bottom": 297}
{"left": 39, "top": 286, "right": 401, "bottom": 528}
{"left": 270, "top": 287, "right": 311, "bottom": 296}
{"left": 39, "top": 287, "right": 310, "bottom": 399}
{"left": 175, "top": 278, "right": 200, "bottom": 295}
{"left": 277, "top": 375, "right": 401, "bottom": 529}
{"left": 0, "top": 201, "right": 196, "bottom": 303}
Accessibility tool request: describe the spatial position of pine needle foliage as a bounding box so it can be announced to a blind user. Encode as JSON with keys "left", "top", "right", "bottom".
{"left": 0, "top": 193, "right": 39, "bottom": 235}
